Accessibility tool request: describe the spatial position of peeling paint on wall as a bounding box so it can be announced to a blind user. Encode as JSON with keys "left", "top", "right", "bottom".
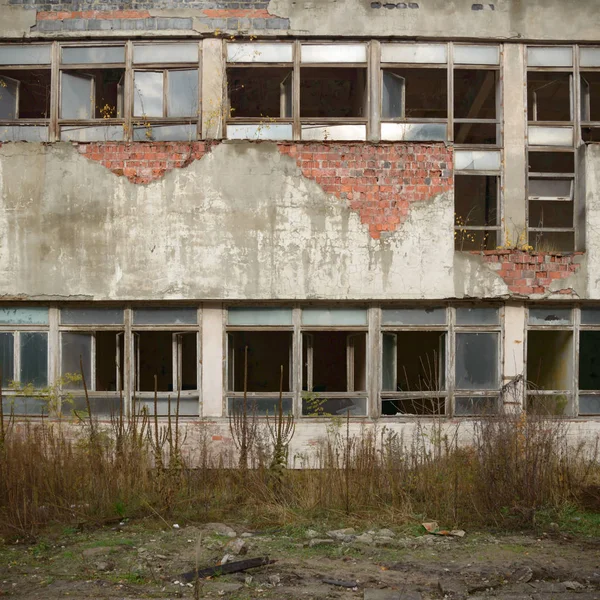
{"left": 476, "top": 250, "right": 584, "bottom": 296}
{"left": 278, "top": 142, "right": 453, "bottom": 240}
{"left": 76, "top": 142, "right": 214, "bottom": 184}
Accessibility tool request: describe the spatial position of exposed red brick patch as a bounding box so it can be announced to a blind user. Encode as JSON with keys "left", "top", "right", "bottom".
{"left": 37, "top": 10, "right": 151, "bottom": 19}
{"left": 202, "top": 9, "right": 272, "bottom": 18}
{"left": 76, "top": 142, "right": 213, "bottom": 184}
{"left": 278, "top": 143, "right": 452, "bottom": 240}
{"left": 476, "top": 249, "right": 584, "bottom": 295}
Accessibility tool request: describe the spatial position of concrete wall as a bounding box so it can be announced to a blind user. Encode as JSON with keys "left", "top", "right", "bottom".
{"left": 2, "top": 0, "right": 600, "bottom": 39}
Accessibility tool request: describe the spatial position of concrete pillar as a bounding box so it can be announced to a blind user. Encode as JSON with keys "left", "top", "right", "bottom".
{"left": 201, "top": 303, "right": 224, "bottom": 417}
{"left": 502, "top": 44, "right": 527, "bottom": 245}
{"left": 502, "top": 303, "right": 526, "bottom": 410}
{"left": 202, "top": 39, "right": 225, "bottom": 140}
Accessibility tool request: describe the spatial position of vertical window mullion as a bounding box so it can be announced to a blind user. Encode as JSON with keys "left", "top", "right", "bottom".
{"left": 14, "top": 331, "right": 21, "bottom": 386}
{"left": 163, "top": 70, "right": 169, "bottom": 118}
{"left": 124, "top": 307, "right": 133, "bottom": 415}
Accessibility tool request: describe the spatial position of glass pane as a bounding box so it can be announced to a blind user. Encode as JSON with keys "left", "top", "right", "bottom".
{"left": 528, "top": 126, "right": 573, "bottom": 146}
{"left": 527, "top": 394, "right": 569, "bottom": 416}
{"left": 0, "top": 75, "right": 18, "bottom": 119}
{"left": 301, "top": 124, "right": 366, "bottom": 141}
{"left": 20, "top": 332, "right": 48, "bottom": 387}
{"left": 133, "top": 71, "right": 163, "bottom": 117}
{"left": 382, "top": 307, "right": 446, "bottom": 326}
{"left": 228, "top": 397, "right": 292, "bottom": 417}
{"left": 0, "top": 307, "right": 48, "bottom": 325}
{"left": 133, "top": 124, "right": 197, "bottom": 142}
{"left": 0, "top": 126, "right": 48, "bottom": 142}
{"left": 579, "top": 331, "right": 600, "bottom": 390}
{"left": 61, "top": 308, "right": 123, "bottom": 325}
{"left": 455, "top": 150, "right": 500, "bottom": 171}
{"left": 137, "top": 396, "right": 200, "bottom": 416}
{"left": 60, "top": 125, "right": 123, "bottom": 142}
{"left": 456, "top": 307, "right": 499, "bottom": 325}
{"left": 455, "top": 332, "right": 498, "bottom": 390}
{"left": 0, "top": 45, "right": 51, "bottom": 65}
{"left": 62, "top": 46, "right": 125, "bottom": 64}
{"left": 61, "top": 71, "right": 93, "bottom": 119}
{"left": 301, "top": 396, "right": 366, "bottom": 416}
{"left": 2, "top": 396, "right": 47, "bottom": 416}
{"left": 228, "top": 307, "right": 293, "bottom": 326}
{"left": 61, "top": 333, "right": 91, "bottom": 389}
{"left": 381, "top": 122, "right": 447, "bottom": 142}
{"left": 227, "top": 43, "right": 293, "bottom": 63}
{"left": 455, "top": 396, "right": 498, "bottom": 415}
{"left": 454, "top": 45, "right": 499, "bottom": 65}
{"left": 67, "top": 396, "right": 123, "bottom": 418}
{"left": 578, "top": 395, "right": 600, "bottom": 415}
{"left": 301, "top": 44, "right": 367, "bottom": 63}
{"left": 528, "top": 307, "right": 572, "bottom": 325}
{"left": 582, "top": 309, "right": 600, "bottom": 325}
{"left": 167, "top": 70, "right": 198, "bottom": 117}
{"left": 381, "top": 43, "right": 447, "bottom": 64}
{"left": 382, "top": 333, "right": 397, "bottom": 391}
{"left": 133, "top": 308, "right": 197, "bottom": 325}
{"left": 528, "top": 178, "right": 572, "bottom": 200}
{"left": 0, "top": 333, "right": 14, "bottom": 384}
{"left": 382, "top": 71, "right": 404, "bottom": 119}
{"left": 302, "top": 308, "right": 367, "bottom": 326}
{"left": 527, "top": 46, "right": 573, "bottom": 67}
{"left": 134, "top": 43, "right": 198, "bottom": 64}
{"left": 580, "top": 48, "right": 600, "bottom": 68}
{"left": 227, "top": 123, "right": 293, "bottom": 141}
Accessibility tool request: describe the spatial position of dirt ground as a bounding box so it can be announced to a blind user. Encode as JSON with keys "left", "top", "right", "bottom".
{"left": 1, "top": 519, "right": 600, "bottom": 599}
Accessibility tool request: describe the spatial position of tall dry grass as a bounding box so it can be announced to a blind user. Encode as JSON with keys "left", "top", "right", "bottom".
{"left": 0, "top": 395, "right": 598, "bottom": 538}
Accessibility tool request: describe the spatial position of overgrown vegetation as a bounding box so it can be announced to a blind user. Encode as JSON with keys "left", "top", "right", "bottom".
{"left": 1, "top": 386, "right": 599, "bottom": 540}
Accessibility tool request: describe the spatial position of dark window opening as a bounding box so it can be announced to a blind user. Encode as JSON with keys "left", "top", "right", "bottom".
{"left": 227, "top": 331, "right": 292, "bottom": 393}
{"left": 382, "top": 397, "right": 445, "bottom": 416}
{"left": 528, "top": 151, "right": 574, "bottom": 174}
{"left": 581, "top": 72, "right": 600, "bottom": 122}
{"left": 96, "top": 332, "right": 124, "bottom": 392}
{"left": 228, "top": 67, "right": 292, "bottom": 119}
{"left": 0, "top": 69, "right": 51, "bottom": 119}
{"left": 382, "top": 68, "right": 447, "bottom": 119}
{"left": 579, "top": 331, "right": 600, "bottom": 391}
{"left": 454, "top": 122, "right": 497, "bottom": 144}
{"left": 527, "top": 330, "right": 573, "bottom": 391}
{"left": 527, "top": 72, "right": 572, "bottom": 121}
{"left": 454, "top": 69, "right": 497, "bottom": 119}
{"left": 455, "top": 175, "right": 498, "bottom": 251}
{"left": 300, "top": 68, "right": 367, "bottom": 118}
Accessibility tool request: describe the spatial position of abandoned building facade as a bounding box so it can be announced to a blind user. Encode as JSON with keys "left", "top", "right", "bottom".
{"left": 1, "top": 0, "right": 600, "bottom": 446}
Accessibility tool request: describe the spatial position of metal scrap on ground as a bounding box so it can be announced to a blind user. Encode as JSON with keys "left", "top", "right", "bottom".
{"left": 179, "top": 556, "right": 275, "bottom": 582}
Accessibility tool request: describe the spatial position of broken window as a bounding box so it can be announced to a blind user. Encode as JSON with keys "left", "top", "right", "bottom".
{"left": 226, "top": 307, "right": 294, "bottom": 416}
{"left": 527, "top": 72, "right": 572, "bottom": 122}
{"left": 527, "top": 151, "right": 575, "bottom": 252}
{"left": 581, "top": 71, "right": 600, "bottom": 141}
{"left": 454, "top": 68, "right": 499, "bottom": 145}
{"left": 133, "top": 69, "right": 198, "bottom": 118}
{"left": 454, "top": 174, "right": 500, "bottom": 250}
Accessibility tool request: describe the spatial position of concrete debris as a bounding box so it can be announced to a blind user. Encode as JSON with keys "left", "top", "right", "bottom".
{"left": 308, "top": 538, "right": 335, "bottom": 547}
{"left": 355, "top": 533, "right": 375, "bottom": 544}
{"left": 509, "top": 566, "right": 533, "bottom": 583}
{"left": 224, "top": 538, "right": 247, "bottom": 556}
{"left": 437, "top": 579, "right": 468, "bottom": 598}
{"left": 376, "top": 528, "right": 396, "bottom": 538}
{"left": 305, "top": 529, "right": 319, "bottom": 539}
{"left": 327, "top": 528, "right": 356, "bottom": 542}
{"left": 564, "top": 580, "right": 585, "bottom": 590}
{"left": 203, "top": 523, "right": 237, "bottom": 537}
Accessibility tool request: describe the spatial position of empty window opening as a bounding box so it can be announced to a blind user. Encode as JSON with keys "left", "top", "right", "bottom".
{"left": 381, "top": 68, "right": 447, "bottom": 119}
{"left": 382, "top": 331, "right": 445, "bottom": 393}
{"left": 581, "top": 72, "right": 600, "bottom": 122}
{"left": 20, "top": 332, "right": 48, "bottom": 388}
{"left": 134, "top": 331, "right": 197, "bottom": 393}
{"left": 455, "top": 332, "right": 498, "bottom": 390}
{"left": 529, "top": 151, "right": 574, "bottom": 174}
{"left": 527, "top": 72, "right": 572, "bottom": 121}
{"left": 228, "top": 67, "right": 292, "bottom": 119}
{"left": 454, "top": 175, "right": 499, "bottom": 251}
{"left": 382, "top": 397, "right": 445, "bottom": 416}
{"left": 227, "top": 331, "right": 292, "bottom": 393}
{"left": 61, "top": 332, "right": 124, "bottom": 391}
{"left": 303, "top": 331, "right": 366, "bottom": 393}
{"left": 454, "top": 69, "right": 497, "bottom": 119}
{"left": 60, "top": 69, "right": 124, "bottom": 119}
{"left": 0, "top": 332, "right": 14, "bottom": 384}
{"left": 454, "top": 123, "right": 497, "bottom": 145}
{"left": 300, "top": 68, "right": 367, "bottom": 118}
{"left": 0, "top": 69, "right": 51, "bottom": 119}
{"left": 527, "top": 330, "right": 573, "bottom": 391}
{"left": 579, "top": 331, "right": 600, "bottom": 391}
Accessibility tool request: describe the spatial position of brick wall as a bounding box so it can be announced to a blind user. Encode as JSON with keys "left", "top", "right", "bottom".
{"left": 477, "top": 250, "right": 584, "bottom": 295}
{"left": 77, "top": 142, "right": 212, "bottom": 185}
{"left": 278, "top": 142, "right": 453, "bottom": 240}
{"left": 24, "top": 1, "right": 289, "bottom": 32}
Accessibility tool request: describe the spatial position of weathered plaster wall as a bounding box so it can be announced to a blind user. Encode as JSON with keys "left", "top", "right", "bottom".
{"left": 0, "top": 141, "right": 460, "bottom": 301}
{"left": 2, "top": 0, "right": 600, "bottom": 39}
{"left": 584, "top": 144, "right": 600, "bottom": 299}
